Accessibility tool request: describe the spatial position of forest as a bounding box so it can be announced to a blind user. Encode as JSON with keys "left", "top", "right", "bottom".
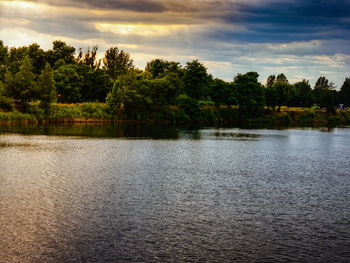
{"left": 1, "top": 40, "right": 350, "bottom": 124}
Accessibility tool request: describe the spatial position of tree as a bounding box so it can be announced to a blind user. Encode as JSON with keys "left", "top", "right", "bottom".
{"left": 266, "top": 75, "right": 276, "bottom": 88}
{"left": 274, "top": 81, "right": 291, "bottom": 111}
{"left": 46, "top": 40, "right": 76, "bottom": 66}
{"left": 77, "top": 45, "right": 100, "bottom": 69}
{"left": 235, "top": 72, "right": 265, "bottom": 116}
{"left": 27, "top": 43, "right": 47, "bottom": 75}
{"left": 183, "top": 60, "right": 211, "bottom": 100}
{"left": 340, "top": 78, "right": 350, "bottom": 107}
{"left": 77, "top": 63, "right": 113, "bottom": 102}
{"left": 265, "top": 85, "right": 277, "bottom": 110}
{"left": 54, "top": 63, "right": 82, "bottom": 103}
{"left": 37, "top": 63, "right": 56, "bottom": 115}
{"left": 103, "top": 47, "right": 134, "bottom": 80}
{"left": 291, "top": 80, "right": 314, "bottom": 107}
{"left": 210, "top": 78, "right": 238, "bottom": 106}
{"left": 314, "top": 76, "right": 330, "bottom": 105}
{"left": 276, "top": 73, "right": 289, "bottom": 83}
{"left": 4, "top": 56, "right": 37, "bottom": 109}
{"left": 0, "top": 41, "right": 8, "bottom": 82}
{"left": 145, "top": 59, "right": 183, "bottom": 79}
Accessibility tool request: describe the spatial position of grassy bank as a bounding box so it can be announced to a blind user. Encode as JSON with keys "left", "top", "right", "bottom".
{"left": 1, "top": 103, "right": 350, "bottom": 126}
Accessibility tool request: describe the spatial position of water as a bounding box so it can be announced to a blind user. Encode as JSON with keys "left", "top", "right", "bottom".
{"left": 0, "top": 124, "right": 349, "bottom": 262}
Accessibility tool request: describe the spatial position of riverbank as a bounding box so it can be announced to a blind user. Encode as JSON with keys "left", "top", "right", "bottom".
{"left": 1, "top": 103, "right": 349, "bottom": 126}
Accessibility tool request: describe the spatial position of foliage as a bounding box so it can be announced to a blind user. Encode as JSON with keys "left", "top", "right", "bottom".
{"left": 235, "top": 72, "right": 265, "bottom": 117}
{"left": 37, "top": 63, "right": 56, "bottom": 115}
{"left": 103, "top": 47, "right": 134, "bottom": 80}
{"left": 183, "top": 60, "right": 211, "bottom": 100}
{"left": 340, "top": 78, "right": 350, "bottom": 107}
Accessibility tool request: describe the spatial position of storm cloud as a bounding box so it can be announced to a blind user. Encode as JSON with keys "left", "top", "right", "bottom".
{"left": 0, "top": 0, "right": 349, "bottom": 86}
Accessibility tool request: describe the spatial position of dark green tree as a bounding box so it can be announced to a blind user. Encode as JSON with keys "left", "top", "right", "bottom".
{"left": 0, "top": 41, "right": 8, "bottom": 82}
{"left": 103, "top": 47, "right": 134, "bottom": 80}
{"left": 340, "top": 78, "right": 350, "bottom": 107}
{"left": 5, "top": 56, "right": 37, "bottom": 109}
{"left": 276, "top": 73, "right": 289, "bottom": 83}
{"left": 266, "top": 75, "right": 276, "bottom": 88}
{"left": 291, "top": 80, "right": 314, "bottom": 107}
{"left": 37, "top": 63, "right": 56, "bottom": 115}
{"left": 54, "top": 63, "right": 82, "bottom": 103}
{"left": 46, "top": 40, "right": 76, "bottom": 66}
{"left": 210, "top": 78, "right": 238, "bottom": 106}
{"left": 274, "top": 81, "right": 291, "bottom": 111}
{"left": 183, "top": 60, "right": 211, "bottom": 100}
{"left": 235, "top": 72, "right": 265, "bottom": 116}
{"left": 145, "top": 59, "right": 183, "bottom": 79}
{"left": 265, "top": 85, "right": 277, "bottom": 110}
{"left": 314, "top": 76, "right": 330, "bottom": 105}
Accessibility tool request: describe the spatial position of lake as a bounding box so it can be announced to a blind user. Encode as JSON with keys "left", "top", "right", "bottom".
{"left": 0, "top": 124, "right": 349, "bottom": 262}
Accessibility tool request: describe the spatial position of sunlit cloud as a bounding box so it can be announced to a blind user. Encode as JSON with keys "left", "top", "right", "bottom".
{"left": 0, "top": 0, "right": 350, "bottom": 86}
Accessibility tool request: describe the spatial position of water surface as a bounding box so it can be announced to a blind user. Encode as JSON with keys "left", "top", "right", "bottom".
{"left": 1, "top": 124, "right": 349, "bottom": 262}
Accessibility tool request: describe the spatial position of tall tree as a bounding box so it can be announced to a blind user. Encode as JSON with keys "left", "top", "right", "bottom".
{"left": 291, "top": 80, "right": 314, "bottom": 107}
{"left": 314, "top": 76, "right": 330, "bottom": 105}
{"left": 340, "top": 78, "right": 350, "bottom": 107}
{"left": 37, "top": 63, "right": 56, "bottom": 115}
{"left": 5, "top": 56, "right": 37, "bottom": 108}
{"left": 103, "top": 47, "right": 134, "bottom": 80}
{"left": 183, "top": 60, "right": 211, "bottom": 100}
{"left": 266, "top": 75, "right": 276, "bottom": 88}
{"left": 276, "top": 73, "right": 289, "bottom": 83}
{"left": 274, "top": 81, "right": 291, "bottom": 111}
{"left": 145, "top": 59, "right": 183, "bottom": 79}
{"left": 46, "top": 40, "right": 76, "bottom": 66}
{"left": 235, "top": 72, "right": 265, "bottom": 116}
{"left": 0, "top": 41, "right": 8, "bottom": 82}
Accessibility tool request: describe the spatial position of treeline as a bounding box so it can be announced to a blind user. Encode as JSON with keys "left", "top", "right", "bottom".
{"left": 1, "top": 40, "right": 350, "bottom": 121}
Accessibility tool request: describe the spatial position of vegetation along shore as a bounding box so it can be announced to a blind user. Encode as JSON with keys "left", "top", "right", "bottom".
{"left": 1, "top": 40, "right": 350, "bottom": 126}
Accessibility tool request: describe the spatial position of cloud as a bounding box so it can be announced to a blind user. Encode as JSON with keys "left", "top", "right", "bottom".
{"left": 0, "top": 0, "right": 350, "bottom": 87}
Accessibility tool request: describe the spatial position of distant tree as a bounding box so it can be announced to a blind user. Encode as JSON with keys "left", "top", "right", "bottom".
{"left": 77, "top": 63, "right": 113, "bottom": 102}
{"left": 46, "top": 40, "right": 76, "bottom": 66}
{"left": 340, "top": 78, "right": 350, "bottom": 107}
{"left": 5, "top": 56, "right": 37, "bottom": 109}
{"left": 8, "top": 46, "right": 28, "bottom": 74}
{"left": 54, "top": 63, "right": 82, "bottom": 103}
{"left": 319, "top": 82, "right": 337, "bottom": 113}
{"left": 274, "top": 81, "right": 291, "bottom": 111}
{"left": 210, "top": 78, "right": 238, "bottom": 106}
{"left": 103, "top": 47, "right": 134, "bottom": 80}
{"left": 145, "top": 59, "right": 183, "bottom": 79}
{"left": 276, "top": 73, "right": 289, "bottom": 83}
{"left": 77, "top": 45, "right": 100, "bottom": 69}
{"left": 0, "top": 41, "right": 8, "bottom": 82}
{"left": 266, "top": 75, "right": 276, "bottom": 88}
{"left": 37, "top": 63, "right": 56, "bottom": 115}
{"left": 291, "top": 80, "right": 314, "bottom": 107}
{"left": 183, "top": 60, "right": 211, "bottom": 100}
{"left": 314, "top": 76, "right": 330, "bottom": 105}
{"left": 27, "top": 43, "right": 47, "bottom": 75}
{"left": 265, "top": 85, "right": 277, "bottom": 110}
{"left": 235, "top": 72, "right": 265, "bottom": 116}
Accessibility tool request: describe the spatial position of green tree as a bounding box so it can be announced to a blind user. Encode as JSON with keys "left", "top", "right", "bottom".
{"left": 183, "top": 60, "right": 210, "bottom": 100}
{"left": 276, "top": 73, "right": 289, "bottom": 83}
{"left": 340, "top": 78, "right": 350, "bottom": 107}
{"left": 103, "top": 47, "right": 134, "bottom": 80}
{"left": 210, "top": 78, "right": 238, "bottom": 106}
{"left": 235, "top": 72, "right": 265, "bottom": 116}
{"left": 0, "top": 41, "right": 8, "bottom": 82}
{"left": 37, "top": 63, "right": 56, "bottom": 115}
{"left": 77, "top": 45, "right": 100, "bottom": 69}
{"left": 27, "top": 43, "right": 47, "bottom": 75}
{"left": 145, "top": 59, "right": 183, "bottom": 79}
{"left": 291, "top": 80, "right": 314, "bottom": 107}
{"left": 5, "top": 57, "right": 37, "bottom": 109}
{"left": 266, "top": 75, "right": 276, "bottom": 88}
{"left": 274, "top": 81, "right": 291, "bottom": 111}
{"left": 46, "top": 40, "right": 76, "bottom": 66}
{"left": 265, "top": 85, "right": 277, "bottom": 110}
{"left": 54, "top": 63, "right": 82, "bottom": 103}
{"left": 314, "top": 76, "right": 330, "bottom": 105}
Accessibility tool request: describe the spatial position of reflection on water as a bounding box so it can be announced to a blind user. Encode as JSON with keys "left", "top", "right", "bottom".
{"left": 0, "top": 124, "right": 350, "bottom": 262}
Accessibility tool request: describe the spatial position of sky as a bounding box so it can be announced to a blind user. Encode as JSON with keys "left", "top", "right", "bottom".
{"left": 0, "top": 0, "right": 349, "bottom": 87}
